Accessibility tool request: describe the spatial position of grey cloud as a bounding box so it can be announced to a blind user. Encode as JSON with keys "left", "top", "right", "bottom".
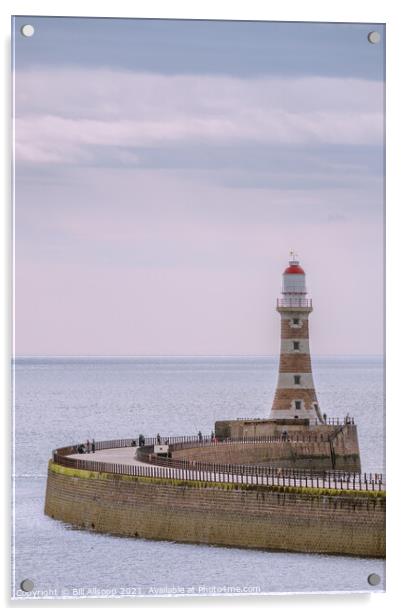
{"left": 13, "top": 18, "right": 385, "bottom": 82}
{"left": 15, "top": 70, "right": 384, "bottom": 167}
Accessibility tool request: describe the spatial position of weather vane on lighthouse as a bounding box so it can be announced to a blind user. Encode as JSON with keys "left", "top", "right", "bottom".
{"left": 289, "top": 249, "right": 298, "bottom": 262}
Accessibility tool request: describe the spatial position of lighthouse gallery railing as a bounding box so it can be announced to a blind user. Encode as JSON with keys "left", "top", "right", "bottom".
{"left": 277, "top": 298, "right": 313, "bottom": 308}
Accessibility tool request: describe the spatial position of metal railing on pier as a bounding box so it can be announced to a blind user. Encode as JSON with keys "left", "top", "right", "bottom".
{"left": 314, "top": 417, "right": 355, "bottom": 426}
{"left": 51, "top": 434, "right": 385, "bottom": 493}
{"left": 136, "top": 448, "right": 384, "bottom": 491}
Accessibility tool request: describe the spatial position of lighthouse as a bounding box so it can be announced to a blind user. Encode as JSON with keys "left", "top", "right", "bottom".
{"left": 269, "top": 252, "right": 323, "bottom": 425}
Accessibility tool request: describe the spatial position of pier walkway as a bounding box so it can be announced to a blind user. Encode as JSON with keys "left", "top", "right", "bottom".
{"left": 61, "top": 440, "right": 384, "bottom": 492}
{"left": 69, "top": 447, "right": 142, "bottom": 466}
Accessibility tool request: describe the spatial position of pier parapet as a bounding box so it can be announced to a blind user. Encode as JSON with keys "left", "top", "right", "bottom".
{"left": 44, "top": 436, "right": 384, "bottom": 558}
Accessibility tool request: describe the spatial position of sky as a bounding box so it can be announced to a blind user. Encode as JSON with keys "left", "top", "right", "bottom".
{"left": 13, "top": 17, "right": 385, "bottom": 356}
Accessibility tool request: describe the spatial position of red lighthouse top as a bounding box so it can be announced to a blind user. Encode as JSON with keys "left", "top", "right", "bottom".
{"left": 283, "top": 251, "right": 305, "bottom": 275}
{"left": 284, "top": 263, "right": 305, "bottom": 275}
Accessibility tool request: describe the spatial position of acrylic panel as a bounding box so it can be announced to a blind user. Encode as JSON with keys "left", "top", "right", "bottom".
{"left": 12, "top": 16, "right": 385, "bottom": 599}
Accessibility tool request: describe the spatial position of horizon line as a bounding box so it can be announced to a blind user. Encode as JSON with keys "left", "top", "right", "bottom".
{"left": 12, "top": 353, "right": 384, "bottom": 359}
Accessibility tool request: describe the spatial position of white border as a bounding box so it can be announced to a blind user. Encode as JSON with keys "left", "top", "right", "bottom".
{"left": 2, "top": 0, "right": 400, "bottom": 613}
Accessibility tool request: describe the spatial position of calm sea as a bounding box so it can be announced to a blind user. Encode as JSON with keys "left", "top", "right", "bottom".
{"left": 12, "top": 356, "right": 385, "bottom": 598}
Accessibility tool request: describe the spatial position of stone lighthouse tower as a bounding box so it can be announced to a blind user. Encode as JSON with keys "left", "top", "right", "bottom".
{"left": 269, "top": 252, "right": 323, "bottom": 425}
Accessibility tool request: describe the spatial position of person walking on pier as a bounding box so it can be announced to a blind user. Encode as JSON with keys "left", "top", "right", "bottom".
{"left": 198, "top": 430, "right": 203, "bottom": 443}
{"left": 91, "top": 439, "right": 95, "bottom": 453}
{"left": 85, "top": 439, "right": 90, "bottom": 453}
{"left": 157, "top": 433, "right": 161, "bottom": 445}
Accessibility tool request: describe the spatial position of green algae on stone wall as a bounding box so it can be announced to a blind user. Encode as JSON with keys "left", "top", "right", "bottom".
{"left": 47, "top": 461, "right": 384, "bottom": 498}
{"left": 45, "top": 461, "right": 385, "bottom": 558}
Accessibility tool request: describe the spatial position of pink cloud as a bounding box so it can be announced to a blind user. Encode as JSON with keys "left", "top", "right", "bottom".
{"left": 14, "top": 70, "right": 383, "bottom": 164}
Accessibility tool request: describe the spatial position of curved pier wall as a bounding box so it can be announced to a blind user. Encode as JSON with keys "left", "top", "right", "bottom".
{"left": 45, "top": 462, "right": 385, "bottom": 558}
{"left": 171, "top": 431, "right": 360, "bottom": 471}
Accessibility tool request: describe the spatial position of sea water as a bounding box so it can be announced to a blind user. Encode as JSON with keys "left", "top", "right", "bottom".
{"left": 12, "top": 356, "right": 385, "bottom": 598}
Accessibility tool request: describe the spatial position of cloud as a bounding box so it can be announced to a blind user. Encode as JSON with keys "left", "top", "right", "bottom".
{"left": 14, "top": 67, "right": 384, "bottom": 355}
{"left": 14, "top": 69, "right": 384, "bottom": 165}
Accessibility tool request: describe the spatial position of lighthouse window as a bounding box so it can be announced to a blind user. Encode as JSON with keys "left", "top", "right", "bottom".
{"left": 293, "top": 318, "right": 300, "bottom": 325}
{"left": 295, "top": 400, "right": 302, "bottom": 410}
{"left": 294, "top": 375, "right": 301, "bottom": 385}
{"left": 293, "top": 341, "right": 300, "bottom": 351}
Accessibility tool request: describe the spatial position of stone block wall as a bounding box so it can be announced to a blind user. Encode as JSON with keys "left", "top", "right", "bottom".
{"left": 211, "top": 424, "right": 360, "bottom": 471}
{"left": 171, "top": 440, "right": 358, "bottom": 471}
{"left": 44, "top": 463, "right": 385, "bottom": 558}
{"left": 277, "top": 354, "right": 312, "bottom": 373}
{"left": 271, "top": 388, "right": 317, "bottom": 410}
{"left": 281, "top": 319, "right": 309, "bottom": 338}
